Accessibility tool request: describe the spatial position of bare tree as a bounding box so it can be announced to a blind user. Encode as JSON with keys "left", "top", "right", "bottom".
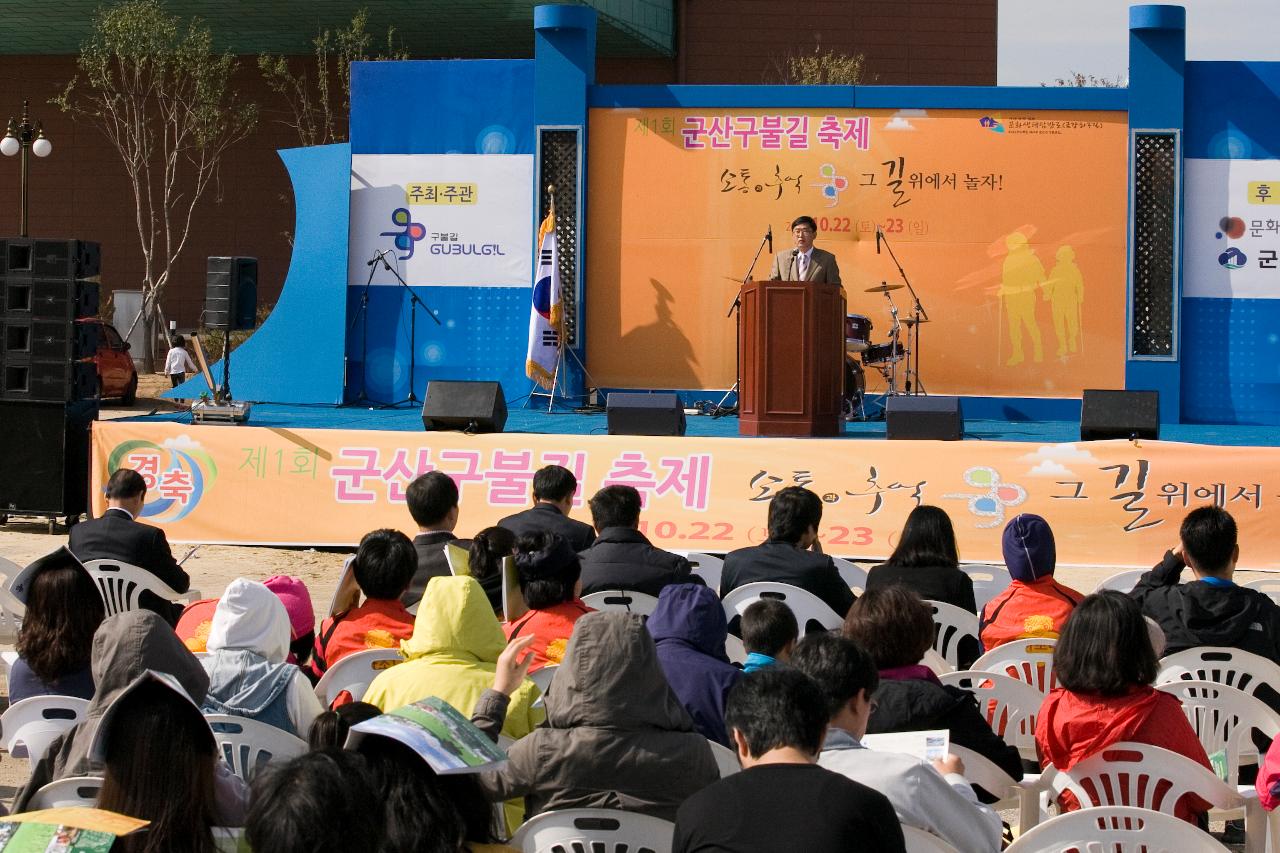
{"left": 258, "top": 8, "right": 410, "bottom": 148}
{"left": 767, "top": 45, "right": 867, "bottom": 85}
{"left": 1043, "top": 71, "right": 1126, "bottom": 88}
{"left": 53, "top": 0, "right": 257, "bottom": 371}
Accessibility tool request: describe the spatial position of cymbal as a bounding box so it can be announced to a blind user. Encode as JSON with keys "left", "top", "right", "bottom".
{"left": 865, "top": 283, "right": 904, "bottom": 293}
{"left": 902, "top": 317, "right": 931, "bottom": 325}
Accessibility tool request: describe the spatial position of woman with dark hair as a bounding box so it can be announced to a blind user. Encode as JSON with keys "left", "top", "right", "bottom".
{"left": 843, "top": 585, "right": 1023, "bottom": 782}
{"left": 867, "top": 506, "right": 978, "bottom": 667}
{"left": 503, "top": 531, "right": 593, "bottom": 671}
{"left": 247, "top": 749, "right": 385, "bottom": 853}
{"left": 10, "top": 549, "right": 105, "bottom": 704}
{"left": 95, "top": 677, "right": 219, "bottom": 853}
{"left": 306, "top": 701, "right": 382, "bottom": 750}
{"left": 1036, "top": 591, "right": 1211, "bottom": 824}
{"left": 469, "top": 525, "right": 517, "bottom": 616}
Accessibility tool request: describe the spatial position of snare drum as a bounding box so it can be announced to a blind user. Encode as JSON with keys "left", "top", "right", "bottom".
{"left": 844, "top": 314, "right": 873, "bottom": 353}
{"left": 863, "top": 340, "right": 905, "bottom": 364}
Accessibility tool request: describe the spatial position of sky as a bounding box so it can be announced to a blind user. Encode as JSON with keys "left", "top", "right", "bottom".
{"left": 998, "top": 0, "right": 1280, "bottom": 86}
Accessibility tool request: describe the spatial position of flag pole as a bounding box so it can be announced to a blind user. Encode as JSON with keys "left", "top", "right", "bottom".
{"left": 527, "top": 183, "right": 562, "bottom": 409}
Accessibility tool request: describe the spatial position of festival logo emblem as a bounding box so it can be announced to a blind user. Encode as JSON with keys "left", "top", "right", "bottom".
{"left": 813, "top": 163, "right": 849, "bottom": 208}
{"left": 978, "top": 116, "right": 1005, "bottom": 133}
{"left": 106, "top": 436, "right": 218, "bottom": 523}
{"left": 942, "top": 466, "right": 1027, "bottom": 528}
{"left": 382, "top": 207, "right": 428, "bottom": 260}
{"left": 1219, "top": 247, "right": 1248, "bottom": 270}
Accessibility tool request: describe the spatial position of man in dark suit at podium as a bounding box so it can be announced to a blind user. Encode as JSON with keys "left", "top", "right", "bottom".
{"left": 720, "top": 486, "right": 855, "bottom": 620}
{"left": 68, "top": 468, "right": 191, "bottom": 625}
{"left": 769, "top": 215, "right": 842, "bottom": 285}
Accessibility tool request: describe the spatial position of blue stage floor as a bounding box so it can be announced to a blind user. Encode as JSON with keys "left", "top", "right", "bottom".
{"left": 124, "top": 402, "right": 1280, "bottom": 447}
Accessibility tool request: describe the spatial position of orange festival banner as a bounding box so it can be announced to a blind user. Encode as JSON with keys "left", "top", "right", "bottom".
{"left": 93, "top": 421, "right": 1280, "bottom": 569}
{"left": 586, "top": 107, "right": 1129, "bottom": 398}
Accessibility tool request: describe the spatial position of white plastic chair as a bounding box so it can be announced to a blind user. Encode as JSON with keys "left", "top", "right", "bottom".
{"left": 205, "top": 714, "right": 308, "bottom": 782}
{"left": 1093, "top": 569, "right": 1146, "bottom": 594}
{"left": 959, "top": 564, "right": 1011, "bottom": 610}
{"left": 902, "top": 825, "right": 961, "bottom": 853}
{"left": 1032, "top": 742, "right": 1266, "bottom": 851}
{"left": 26, "top": 775, "right": 104, "bottom": 810}
{"left": 1157, "top": 646, "right": 1280, "bottom": 703}
{"left": 972, "top": 638, "right": 1058, "bottom": 694}
{"left": 948, "top": 743, "right": 1040, "bottom": 833}
{"left": 1157, "top": 679, "right": 1280, "bottom": 782}
{"left": 530, "top": 664, "right": 557, "bottom": 709}
{"left": 1242, "top": 576, "right": 1280, "bottom": 605}
{"left": 721, "top": 582, "right": 843, "bottom": 634}
{"left": 82, "top": 558, "right": 200, "bottom": 616}
{"left": 924, "top": 600, "right": 979, "bottom": 670}
{"left": 940, "top": 670, "right": 1045, "bottom": 761}
{"left": 511, "top": 808, "right": 675, "bottom": 853}
{"left": 1005, "top": 805, "right": 1230, "bottom": 853}
{"left": 707, "top": 739, "right": 739, "bottom": 777}
{"left": 0, "top": 558, "right": 26, "bottom": 644}
{"left": 723, "top": 634, "right": 747, "bottom": 666}
{"left": 679, "top": 552, "right": 724, "bottom": 593}
{"left": 313, "top": 647, "right": 405, "bottom": 707}
{"left": 830, "top": 557, "right": 868, "bottom": 595}
{"left": 581, "top": 590, "right": 660, "bottom": 617}
{"left": 325, "top": 555, "right": 359, "bottom": 616}
{"left": 1, "top": 695, "right": 90, "bottom": 763}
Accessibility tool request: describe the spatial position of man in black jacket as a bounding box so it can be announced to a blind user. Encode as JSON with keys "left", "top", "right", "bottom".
{"left": 498, "top": 464, "right": 595, "bottom": 552}
{"left": 402, "top": 471, "right": 461, "bottom": 609}
{"left": 68, "top": 468, "right": 190, "bottom": 624}
{"left": 1130, "top": 506, "right": 1280, "bottom": 662}
{"left": 721, "top": 486, "right": 855, "bottom": 619}
{"left": 578, "top": 485, "right": 699, "bottom": 596}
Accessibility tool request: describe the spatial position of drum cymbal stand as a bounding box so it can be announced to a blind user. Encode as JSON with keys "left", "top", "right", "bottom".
{"left": 881, "top": 288, "right": 904, "bottom": 398}
{"left": 877, "top": 228, "right": 928, "bottom": 394}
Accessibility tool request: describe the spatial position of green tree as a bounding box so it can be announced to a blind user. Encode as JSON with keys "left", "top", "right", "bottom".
{"left": 53, "top": 0, "right": 258, "bottom": 371}
{"left": 1043, "top": 71, "right": 1126, "bottom": 88}
{"left": 768, "top": 45, "right": 866, "bottom": 85}
{"left": 259, "top": 8, "right": 410, "bottom": 148}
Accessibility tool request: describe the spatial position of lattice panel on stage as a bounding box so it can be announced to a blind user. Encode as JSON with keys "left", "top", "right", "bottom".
{"left": 1130, "top": 131, "right": 1178, "bottom": 359}
{"left": 539, "top": 130, "right": 581, "bottom": 348}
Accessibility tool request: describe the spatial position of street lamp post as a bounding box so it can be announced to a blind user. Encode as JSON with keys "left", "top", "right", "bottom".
{"left": 2, "top": 100, "right": 53, "bottom": 238}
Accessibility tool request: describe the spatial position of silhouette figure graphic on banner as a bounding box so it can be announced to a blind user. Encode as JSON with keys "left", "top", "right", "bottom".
{"left": 1044, "top": 245, "right": 1085, "bottom": 358}
{"left": 999, "top": 232, "right": 1045, "bottom": 366}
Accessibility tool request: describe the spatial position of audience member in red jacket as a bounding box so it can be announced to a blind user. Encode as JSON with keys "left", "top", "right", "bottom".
{"left": 1036, "top": 591, "right": 1212, "bottom": 825}
{"left": 503, "top": 531, "right": 593, "bottom": 672}
{"left": 309, "top": 529, "right": 416, "bottom": 683}
{"left": 980, "top": 513, "right": 1084, "bottom": 651}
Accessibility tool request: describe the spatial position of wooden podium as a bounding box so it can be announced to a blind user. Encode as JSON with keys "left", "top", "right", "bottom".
{"left": 737, "top": 280, "right": 845, "bottom": 437}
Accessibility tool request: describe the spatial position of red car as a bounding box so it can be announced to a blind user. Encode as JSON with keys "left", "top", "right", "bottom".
{"left": 83, "top": 318, "right": 139, "bottom": 405}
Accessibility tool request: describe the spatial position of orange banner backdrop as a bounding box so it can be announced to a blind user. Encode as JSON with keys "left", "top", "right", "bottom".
{"left": 586, "top": 107, "right": 1128, "bottom": 397}
{"left": 93, "top": 422, "right": 1280, "bottom": 569}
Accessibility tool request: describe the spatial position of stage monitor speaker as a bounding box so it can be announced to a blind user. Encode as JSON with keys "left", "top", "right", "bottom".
{"left": 1, "top": 238, "right": 100, "bottom": 280}
{"left": 1080, "top": 389, "right": 1160, "bottom": 441}
{"left": 0, "top": 399, "right": 97, "bottom": 518}
{"left": 421, "top": 380, "right": 507, "bottom": 433}
{"left": 607, "top": 392, "right": 687, "bottom": 436}
{"left": 205, "top": 256, "right": 258, "bottom": 331}
{"left": 886, "top": 396, "right": 963, "bottom": 441}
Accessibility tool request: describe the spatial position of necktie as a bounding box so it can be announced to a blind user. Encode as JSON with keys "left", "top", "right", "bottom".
{"left": 799, "top": 253, "right": 808, "bottom": 280}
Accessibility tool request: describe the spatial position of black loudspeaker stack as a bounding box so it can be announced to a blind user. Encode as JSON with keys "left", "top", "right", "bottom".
{"left": 0, "top": 238, "right": 102, "bottom": 519}
{"left": 607, "top": 392, "right": 687, "bottom": 436}
{"left": 421, "top": 381, "right": 508, "bottom": 433}
{"left": 886, "top": 396, "right": 964, "bottom": 440}
{"left": 1080, "top": 390, "right": 1160, "bottom": 441}
{"left": 206, "top": 256, "right": 258, "bottom": 331}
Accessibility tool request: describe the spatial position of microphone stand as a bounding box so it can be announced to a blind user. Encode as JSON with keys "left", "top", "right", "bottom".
{"left": 877, "top": 230, "right": 929, "bottom": 395}
{"left": 712, "top": 227, "right": 772, "bottom": 418}
{"left": 347, "top": 250, "right": 390, "bottom": 406}
{"left": 378, "top": 252, "right": 443, "bottom": 408}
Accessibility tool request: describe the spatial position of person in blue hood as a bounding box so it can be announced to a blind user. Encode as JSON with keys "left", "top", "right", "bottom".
{"left": 646, "top": 583, "right": 743, "bottom": 746}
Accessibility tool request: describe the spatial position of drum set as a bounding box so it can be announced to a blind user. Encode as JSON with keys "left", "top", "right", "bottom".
{"left": 842, "top": 281, "right": 927, "bottom": 420}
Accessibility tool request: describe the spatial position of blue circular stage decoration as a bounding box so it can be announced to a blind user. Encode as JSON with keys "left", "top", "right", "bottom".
{"left": 476, "top": 125, "right": 516, "bottom": 154}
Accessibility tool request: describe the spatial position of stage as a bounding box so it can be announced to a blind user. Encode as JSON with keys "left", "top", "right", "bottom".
{"left": 89, "top": 399, "right": 1280, "bottom": 570}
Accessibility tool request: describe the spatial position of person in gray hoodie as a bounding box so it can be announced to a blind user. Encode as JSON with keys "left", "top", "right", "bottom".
{"left": 13, "top": 610, "right": 248, "bottom": 821}
{"left": 200, "top": 578, "right": 323, "bottom": 737}
{"left": 480, "top": 610, "right": 719, "bottom": 821}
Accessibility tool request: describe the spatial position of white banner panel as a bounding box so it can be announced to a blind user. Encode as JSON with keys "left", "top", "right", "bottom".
{"left": 1184, "top": 158, "right": 1280, "bottom": 299}
{"left": 349, "top": 154, "right": 533, "bottom": 287}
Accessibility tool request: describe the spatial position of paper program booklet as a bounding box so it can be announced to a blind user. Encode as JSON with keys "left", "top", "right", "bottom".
{"left": 0, "top": 808, "right": 148, "bottom": 852}
{"left": 861, "top": 729, "right": 950, "bottom": 763}
{"left": 347, "top": 696, "right": 507, "bottom": 774}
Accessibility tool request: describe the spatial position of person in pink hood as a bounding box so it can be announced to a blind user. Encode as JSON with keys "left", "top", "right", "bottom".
{"left": 1036, "top": 591, "right": 1211, "bottom": 824}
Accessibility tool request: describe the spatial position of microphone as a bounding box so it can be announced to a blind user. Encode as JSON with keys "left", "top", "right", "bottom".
{"left": 766, "top": 225, "right": 773, "bottom": 253}
{"left": 875, "top": 227, "right": 883, "bottom": 255}
{"left": 367, "top": 249, "right": 388, "bottom": 267}
{"left": 381, "top": 254, "right": 393, "bottom": 271}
